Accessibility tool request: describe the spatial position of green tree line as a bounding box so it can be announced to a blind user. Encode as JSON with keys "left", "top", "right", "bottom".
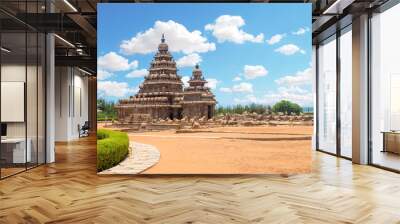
{"left": 96, "top": 99, "right": 309, "bottom": 121}
{"left": 216, "top": 100, "right": 305, "bottom": 115}
{"left": 97, "top": 98, "right": 117, "bottom": 121}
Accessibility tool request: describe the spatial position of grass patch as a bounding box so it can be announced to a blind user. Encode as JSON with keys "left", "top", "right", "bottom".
{"left": 97, "top": 129, "right": 129, "bottom": 172}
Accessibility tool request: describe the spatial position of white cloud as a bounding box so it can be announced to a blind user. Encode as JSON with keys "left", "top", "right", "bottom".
{"left": 292, "top": 27, "right": 310, "bottom": 35}
{"left": 98, "top": 81, "right": 138, "bottom": 98}
{"left": 233, "top": 86, "right": 313, "bottom": 106}
{"left": 120, "top": 20, "right": 216, "bottom": 55}
{"left": 98, "top": 52, "right": 138, "bottom": 72}
{"left": 181, "top": 76, "right": 190, "bottom": 88}
{"left": 274, "top": 44, "right": 305, "bottom": 55}
{"left": 97, "top": 69, "right": 113, "bottom": 81}
{"left": 263, "top": 86, "right": 313, "bottom": 106}
{"left": 205, "top": 78, "right": 219, "bottom": 89}
{"left": 220, "top": 82, "right": 253, "bottom": 93}
{"left": 233, "top": 76, "right": 242, "bottom": 82}
{"left": 266, "top": 33, "right": 285, "bottom": 45}
{"left": 235, "top": 67, "right": 314, "bottom": 106}
{"left": 244, "top": 65, "right": 268, "bottom": 79}
{"left": 232, "top": 82, "right": 253, "bottom": 93}
{"left": 176, "top": 53, "right": 202, "bottom": 68}
{"left": 220, "top": 87, "right": 232, "bottom": 93}
{"left": 205, "top": 15, "right": 264, "bottom": 44}
{"left": 125, "top": 69, "right": 149, "bottom": 78}
{"left": 275, "top": 67, "right": 312, "bottom": 86}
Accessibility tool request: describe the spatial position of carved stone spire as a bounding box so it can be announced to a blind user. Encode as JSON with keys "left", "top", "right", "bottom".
{"left": 161, "top": 33, "right": 165, "bottom": 43}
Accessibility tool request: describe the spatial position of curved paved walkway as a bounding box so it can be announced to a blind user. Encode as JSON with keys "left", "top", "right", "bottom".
{"left": 99, "top": 142, "right": 160, "bottom": 175}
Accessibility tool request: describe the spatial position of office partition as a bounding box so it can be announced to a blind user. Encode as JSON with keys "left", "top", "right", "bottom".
{"left": 0, "top": 1, "right": 46, "bottom": 179}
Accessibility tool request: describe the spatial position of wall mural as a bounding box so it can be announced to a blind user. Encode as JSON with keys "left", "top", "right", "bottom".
{"left": 96, "top": 3, "right": 313, "bottom": 174}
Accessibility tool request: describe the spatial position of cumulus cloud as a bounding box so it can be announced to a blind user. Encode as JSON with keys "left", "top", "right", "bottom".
{"left": 244, "top": 65, "right": 268, "bottom": 79}
{"left": 219, "top": 82, "right": 253, "bottom": 93}
{"left": 176, "top": 53, "right": 202, "bottom": 68}
{"left": 120, "top": 20, "right": 216, "bottom": 55}
{"left": 275, "top": 67, "right": 312, "bottom": 86}
{"left": 233, "top": 86, "right": 312, "bottom": 106}
{"left": 263, "top": 86, "right": 313, "bottom": 106}
{"left": 274, "top": 44, "right": 305, "bottom": 55}
{"left": 98, "top": 52, "right": 138, "bottom": 72}
{"left": 205, "top": 15, "right": 264, "bottom": 44}
{"left": 98, "top": 81, "right": 138, "bottom": 98}
{"left": 125, "top": 69, "right": 149, "bottom": 78}
{"left": 292, "top": 27, "right": 310, "bottom": 35}
{"left": 233, "top": 76, "right": 242, "bottom": 82}
{"left": 97, "top": 69, "right": 113, "bottom": 81}
{"left": 205, "top": 78, "right": 219, "bottom": 89}
{"left": 220, "top": 87, "right": 232, "bottom": 93}
{"left": 266, "top": 33, "right": 285, "bottom": 45}
{"left": 181, "top": 76, "right": 190, "bottom": 88}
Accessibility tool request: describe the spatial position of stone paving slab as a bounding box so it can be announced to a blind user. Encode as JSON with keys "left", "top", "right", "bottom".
{"left": 99, "top": 142, "right": 160, "bottom": 175}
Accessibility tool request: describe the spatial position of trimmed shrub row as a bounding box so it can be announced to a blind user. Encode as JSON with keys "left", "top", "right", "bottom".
{"left": 97, "top": 129, "right": 129, "bottom": 172}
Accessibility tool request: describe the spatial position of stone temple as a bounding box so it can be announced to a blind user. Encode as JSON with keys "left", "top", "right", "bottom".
{"left": 115, "top": 35, "right": 216, "bottom": 123}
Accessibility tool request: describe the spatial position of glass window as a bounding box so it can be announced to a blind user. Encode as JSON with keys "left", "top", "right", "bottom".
{"left": 1, "top": 30, "right": 28, "bottom": 177}
{"left": 318, "top": 35, "right": 337, "bottom": 154}
{"left": 371, "top": 3, "right": 400, "bottom": 171}
{"left": 0, "top": 1, "right": 46, "bottom": 179}
{"left": 339, "top": 27, "right": 352, "bottom": 158}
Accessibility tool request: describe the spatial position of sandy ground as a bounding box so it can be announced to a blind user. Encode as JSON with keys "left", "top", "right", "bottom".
{"left": 125, "top": 125, "right": 313, "bottom": 174}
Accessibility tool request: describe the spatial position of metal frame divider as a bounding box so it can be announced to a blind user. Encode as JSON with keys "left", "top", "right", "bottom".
{"left": 315, "top": 22, "right": 353, "bottom": 161}
{"left": 336, "top": 21, "right": 341, "bottom": 157}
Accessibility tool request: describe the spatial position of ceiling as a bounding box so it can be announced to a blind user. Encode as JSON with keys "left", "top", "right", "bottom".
{"left": 0, "top": 0, "right": 394, "bottom": 74}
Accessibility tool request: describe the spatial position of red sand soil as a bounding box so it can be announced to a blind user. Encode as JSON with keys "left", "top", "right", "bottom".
{"left": 126, "top": 125, "right": 313, "bottom": 174}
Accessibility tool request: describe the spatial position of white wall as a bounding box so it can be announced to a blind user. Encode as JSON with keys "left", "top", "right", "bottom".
{"left": 54, "top": 67, "right": 89, "bottom": 141}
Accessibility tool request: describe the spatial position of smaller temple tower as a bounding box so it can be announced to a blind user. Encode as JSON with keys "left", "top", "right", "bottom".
{"left": 182, "top": 64, "right": 217, "bottom": 119}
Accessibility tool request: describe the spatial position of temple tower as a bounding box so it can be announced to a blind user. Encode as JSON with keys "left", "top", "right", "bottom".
{"left": 115, "top": 34, "right": 184, "bottom": 121}
{"left": 182, "top": 64, "right": 216, "bottom": 119}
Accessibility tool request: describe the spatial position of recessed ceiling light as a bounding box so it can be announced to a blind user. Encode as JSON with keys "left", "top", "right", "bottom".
{"left": 54, "top": 34, "right": 75, "bottom": 48}
{"left": 63, "top": 0, "right": 78, "bottom": 12}
{"left": 1, "top": 47, "right": 11, "bottom": 53}
{"left": 78, "top": 67, "right": 92, "bottom": 76}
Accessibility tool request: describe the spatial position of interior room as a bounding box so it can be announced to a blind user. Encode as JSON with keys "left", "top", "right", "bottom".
{"left": 0, "top": 7, "right": 46, "bottom": 178}
{"left": 0, "top": 0, "right": 96, "bottom": 179}
{"left": 0, "top": 0, "right": 400, "bottom": 223}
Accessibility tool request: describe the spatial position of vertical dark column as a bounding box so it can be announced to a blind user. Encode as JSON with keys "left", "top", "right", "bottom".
{"left": 25, "top": 1, "right": 28, "bottom": 171}
{"left": 0, "top": 20, "right": 2, "bottom": 179}
{"left": 336, "top": 28, "right": 341, "bottom": 157}
{"left": 315, "top": 45, "right": 320, "bottom": 150}
{"left": 352, "top": 14, "right": 369, "bottom": 164}
{"left": 367, "top": 11, "right": 373, "bottom": 164}
{"left": 36, "top": 0, "right": 39, "bottom": 167}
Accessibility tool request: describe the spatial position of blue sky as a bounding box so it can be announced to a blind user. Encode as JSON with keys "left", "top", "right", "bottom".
{"left": 97, "top": 3, "right": 312, "bottom": 107}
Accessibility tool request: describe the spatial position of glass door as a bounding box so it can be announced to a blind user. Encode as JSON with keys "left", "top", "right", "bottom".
{"left": 339, "top": 26, "right": 352, "bottom": 158}
{"left": 370, "top": 3, "right": 400, "bottom": 171}
{"left": 317, "top": 35, "right": 337, "bottom": 154}
{"left": 0, "top": 1, "right": 47, "bottom": 179}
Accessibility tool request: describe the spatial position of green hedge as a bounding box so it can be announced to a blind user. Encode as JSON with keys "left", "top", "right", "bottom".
{"left": 97, "top": 129, "right": 129, "bottom": 172}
